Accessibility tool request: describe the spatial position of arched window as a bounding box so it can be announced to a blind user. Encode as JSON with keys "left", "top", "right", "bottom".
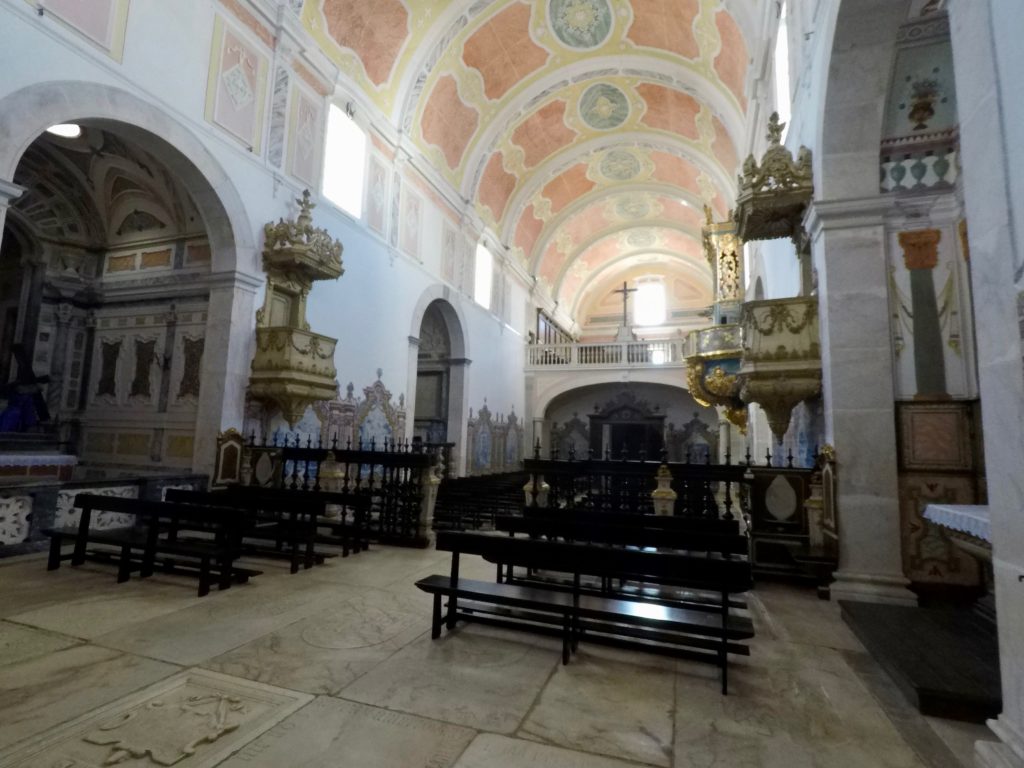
{"left": 634, "top": 279, "right": 666, "bottom": 327}
{"left": 322, "top": 103, "right": 367, "bottom": 218}
{"left": 773, "top": 1, "right": 791, "bottom": 141}
{"left": 474, "top": 242, "right": 493, "bottom": 310}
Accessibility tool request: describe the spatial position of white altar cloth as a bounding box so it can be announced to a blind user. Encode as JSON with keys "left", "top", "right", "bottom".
{"left": 923, "top": 503, "right": 991, "bottom": 543}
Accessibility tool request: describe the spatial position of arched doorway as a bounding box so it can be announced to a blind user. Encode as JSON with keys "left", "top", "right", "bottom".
{"left": 413, "top": 301, "right": 453, "bottom": 444}
{"left": 408, "top": 292, "right": 469, "bottom": 475}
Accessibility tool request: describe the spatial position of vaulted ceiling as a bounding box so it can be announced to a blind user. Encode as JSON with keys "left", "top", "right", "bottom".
{"left": 304, "top": 0, "right": 756, "bottom": 330}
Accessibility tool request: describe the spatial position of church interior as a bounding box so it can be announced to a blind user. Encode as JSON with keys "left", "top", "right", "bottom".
{"left": 1, "top": 0, "right": 1022, "bottom": 765}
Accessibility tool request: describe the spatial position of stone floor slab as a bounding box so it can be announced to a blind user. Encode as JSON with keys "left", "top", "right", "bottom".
{"left": 339, "top": 624, "right": 558, "bottom": 733}
{"left": 8, "top": 578, "right": 204, "bottom": 639}
{"left": 453, "top": 733, "right": 648, "bottom": 768}
{"left": 521, "top": 652, "right": 675, "bottom": 767}
{"left": 0, "top": 668, "right": 312, "bottom": 767}
{"left": 0, "top": 644, "right": 178, "bottom": 751}
{"left": 673, "top": 658, "right": 926, "bottom": 768}
{"left": 93, "top": 578, "right": 345, "bottom": 665}
{"left": 219, "top": 696, "right": 475, "bottom": 767}
{"left": 203, "top": 587, "right": 427, "bottom": 695}
{"left": 0, "top": 621, "right": 80, "bottom": 668}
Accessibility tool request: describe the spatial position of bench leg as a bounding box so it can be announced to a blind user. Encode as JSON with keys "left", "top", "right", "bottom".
{"left": 431, "top": 593, "right": 442, "bottom": 639}
{"left": 562, "top": 613, "right": 570, "bottom": 665}
{"left": 218, "top": 553, "right": 233, "bottom": 591}
{"left": 116, "top": 543, "right": 132, "bottom": 583}
{"left": 198, "top": 557, "right": 211, "bottom": 597}
{"left": 720, "top": 589, "right": 729, "bottom": 695}
{"left": 47, "top": 535, "right": 63, "bottom": 571}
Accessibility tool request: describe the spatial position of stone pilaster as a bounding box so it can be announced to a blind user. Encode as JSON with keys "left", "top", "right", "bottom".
{"left": 949, "top": 0, "right": 1024, "bottom": 764}
{"left": 805, "top": 196, "right": 915, "bottom": 605}
{"left": 192, "top": 270, "right": 262, "bottom": 476}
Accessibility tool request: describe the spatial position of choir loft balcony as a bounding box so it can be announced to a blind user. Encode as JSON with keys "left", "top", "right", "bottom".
{"left": 525, "top": 339, "right": 687, "bottom": 371}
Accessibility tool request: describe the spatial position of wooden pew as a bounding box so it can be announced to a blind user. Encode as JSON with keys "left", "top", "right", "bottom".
{"left": 44, "top": 493, "right": 256, "bottom": 596}
{"left": 221, "top": 485, "right": 369, "bottom": 555}
{"left": 416, "top": 530, "right": 754, "bottom": 693}
{"left": 164, "top": 488, "right": 320, "bottom": 573}
{"left": 491, "top": 513, "right": 749, "bottom": 611}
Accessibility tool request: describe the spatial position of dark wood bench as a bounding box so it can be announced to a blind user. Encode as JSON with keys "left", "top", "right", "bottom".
{"left": 492, "top": 513, "right": 750, "bottom": 611}
{"left": 220, "top": 485, "right": 369, "bottom": 555}
{"left": 415, "top": 530, "right": 754, "bottom": 693}
{"left": 45, "top": 493, "right": 256, "bottom": 596}
{"left": 164, "top": 489, "right": 321, "bottom": 573}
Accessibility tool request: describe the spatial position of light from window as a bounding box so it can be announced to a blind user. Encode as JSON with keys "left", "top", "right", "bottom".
{"left": 322, "top": 104, "right": 366, "bottom": 218}
{"left": 46, "top": 124, "right": 81, "bottom": 138}
{"left": 773, "top": 2, "right": 791, "bottom": 142}
{"left": 474, "top": 243, "right": 493, "bottom": 310}
{"left": 649, "top": 347, "right": 667, "bottom": 365}
{"left": 634, "top": 281, "right": 666, "bottom": 326}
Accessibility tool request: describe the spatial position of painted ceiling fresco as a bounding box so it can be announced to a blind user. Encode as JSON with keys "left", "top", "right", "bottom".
{"left": 304, "top": 0, "right": 753, "bottom": 327}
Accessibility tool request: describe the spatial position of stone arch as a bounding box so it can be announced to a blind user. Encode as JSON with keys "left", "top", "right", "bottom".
{"left": 406, "top": 285, "right": 470, "bottom": 474}
{"left": 0, "top": 81, "right": 261, "bottom": 473}
{"left": 815, "top": 1, "right": 910, "bottom": 200}
{"left": 0, "top": 81, "right": 255, "bottom": 273}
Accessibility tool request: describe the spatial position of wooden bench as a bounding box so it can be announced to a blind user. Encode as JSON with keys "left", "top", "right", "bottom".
{"left": 220, "top": 485, "right": 369, "bottom": 556}
{"left": 492, "top": 513, "right": 749, "bottom": 611}
{"left": 164, "top": 489, "right": 321, "bottom": 573}
{"left": 45, "top": 493, "right": 255, "bottom": 596}
{"left": 415, "top": 530, "right": 754, "bottom": 693}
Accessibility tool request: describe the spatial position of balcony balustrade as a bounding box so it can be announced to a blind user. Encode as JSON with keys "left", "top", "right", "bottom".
{"left": 526, "top": 339, "right": 685, "bottom": 369}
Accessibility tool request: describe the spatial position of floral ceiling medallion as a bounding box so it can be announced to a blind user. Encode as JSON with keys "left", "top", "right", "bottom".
{"left": 549, "top": 0, "right": 613, "bottom": 49}
{"left": 600, "top": 149, "right": 641, "bottom": 181}
{"left": 579, "top": 83, "right": 629, "bottom": 130}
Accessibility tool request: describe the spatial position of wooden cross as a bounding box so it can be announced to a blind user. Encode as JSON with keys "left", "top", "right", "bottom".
{"left": 613, "top": 281, "right": 637, "bottom": 327}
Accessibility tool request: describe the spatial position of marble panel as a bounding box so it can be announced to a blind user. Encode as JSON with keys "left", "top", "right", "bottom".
{"left": 0, "top": 621, "right": 79, "bottom": 668}
{"left": 94, "top": 579, "right": 347, "bottom": 665}
{"left": 0, "top": 645, "right": 178, "bottom": 750}
{"left": 673, "top": 662, "right": 925, "bottom": 768}
{"left": 340, "top": 626, "right": 558, "bottom": 732}
{"left": 520, "top": 654, "right": 674, "bottom": 766}
{"left": 9, "top": 577, "right": 204, "bottom": 639}
{"left": 0, "top": 561, "right": 123, "bottom": 618}
{"left": 0, "top": 669, "right": 311, "bottom": 767}
{"left": 204, "top": 587, "right": 426, "bottom": 695}
{"left": 220, "top": 696, "right": 474, "bottom": 768}
{"left": 453, "top": 734, "right": 642, "bottom": 768}
{"left": 0, "top": 497, "right": 31, "bottom": 546}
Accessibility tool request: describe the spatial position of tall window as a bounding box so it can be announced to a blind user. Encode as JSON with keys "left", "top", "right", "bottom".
{"left": 322, "top": 103, "right": 367, "bottom": 218}
{"left": 474, "top": 243, "right": 493, "bottom": 310}
{"left": 634, "top": 280, "right": 666, "bottom": 326}
{"left": 773, "top": 1, "right": 791, "bottom": 141}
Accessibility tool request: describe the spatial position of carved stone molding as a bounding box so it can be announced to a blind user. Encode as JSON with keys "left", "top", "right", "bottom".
{"left": 898, "top": 228, "right": 942, "bottom": 270}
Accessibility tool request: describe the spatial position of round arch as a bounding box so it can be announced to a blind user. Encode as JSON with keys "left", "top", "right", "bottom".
{"left": 0, "top": 81, "right": 261, "bottom": 474}
{"left": 0, "top": 81, "right": 255, "bottom": 273}
{"left": 406, "top": 285, "right": 471, "bottom": 475}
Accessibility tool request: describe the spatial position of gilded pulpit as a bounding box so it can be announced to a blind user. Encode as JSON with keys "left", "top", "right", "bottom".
{"left": 249, "top": 190, "right": 343, "bottom": 426}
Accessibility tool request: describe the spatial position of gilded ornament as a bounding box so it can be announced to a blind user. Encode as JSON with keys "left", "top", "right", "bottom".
{"left": 735, "top": 112, "right": 814, "bottom": 243}
{"left": 704, "top": 366, "right": 739, "bottom": 398}
{"left": 250, "top": 189, "right": 344, "bottom": 426}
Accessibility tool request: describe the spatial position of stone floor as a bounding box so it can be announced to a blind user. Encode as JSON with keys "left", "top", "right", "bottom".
{"left": 0, "top": 545, "right": 998, "bottom": 767}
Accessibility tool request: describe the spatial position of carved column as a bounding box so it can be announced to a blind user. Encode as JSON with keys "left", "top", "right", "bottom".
{"left": 897, "top": 229, "right": 948, "bottom": 396}
{"left": 805, "top": 197, "right": 915, "bottom": 605}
